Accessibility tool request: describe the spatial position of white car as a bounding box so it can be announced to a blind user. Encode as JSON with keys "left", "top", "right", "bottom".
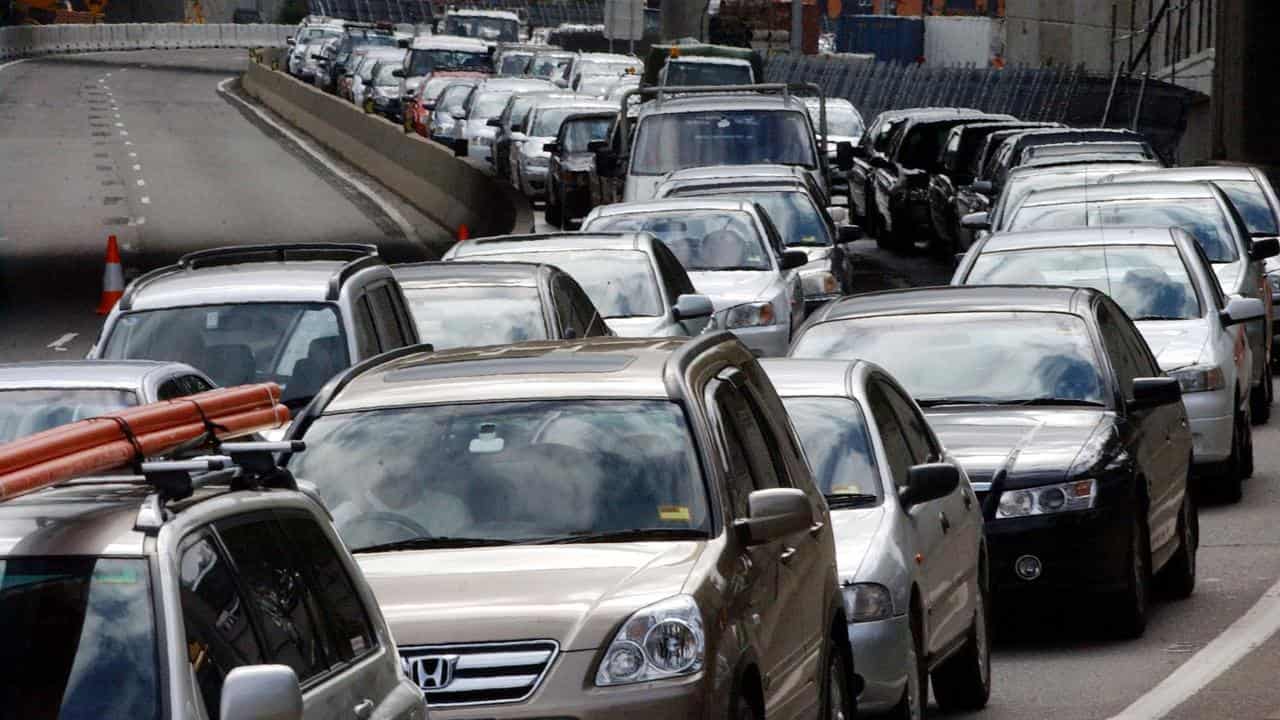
{"left": 514, "top": 98, "right": 614, "bottom": 200}
{"left": 398, "top": 35, "right": 492, "bottom": 111}
{"left": 451, "top": 77, "right": 558, "bottom": 162}
{"left": 954, "top": 226, "right": 1265, "bottom": 501}
{"left": 287, "top": 19, "right": 343, "bottom": 79}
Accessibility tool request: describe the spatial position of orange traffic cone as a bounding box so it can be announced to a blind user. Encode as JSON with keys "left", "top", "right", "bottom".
{"left": 96, "top": 235, "right": 124, "bottom": 315}
{"left": 457, "top": 224, "right": 470, "bottom": 241}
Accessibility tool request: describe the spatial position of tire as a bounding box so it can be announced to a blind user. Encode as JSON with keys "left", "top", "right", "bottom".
{"left": 888, "top": 610, "right": 927, "bottom": 720}
{"left": 1252, "top": 373, "right": 1272, "bottom": 424}
{"left": 931, "top": 573, "right": 991, "bottom": 711}
{"left": 1109, "top": 514, "right": 1151, "bottom": 639}
{"left": 1160, "top": 489, "right": 1198, "bottom": 599}
{"left": 730, "top": 684, "right": 762, "bottom": 720}
{"left": 545, "top": 191, "right": 563, "bottom": 228}
{"left": 823, "top": 636, "right": 855, "bottom": 720}
{"left": 1218, "top": 404, "right": 1250, "bottom": 503}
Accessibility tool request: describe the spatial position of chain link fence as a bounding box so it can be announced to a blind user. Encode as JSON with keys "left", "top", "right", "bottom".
{"left": 307, "top": 0, "right": 604, "bottom": 27}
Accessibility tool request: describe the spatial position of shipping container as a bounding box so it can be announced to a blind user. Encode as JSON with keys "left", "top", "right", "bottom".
{"left": 836, "top": 14, "right": 924, "bottom": 63}
{"left": 923, "top": 15, "right": 1003, "bottom": 65}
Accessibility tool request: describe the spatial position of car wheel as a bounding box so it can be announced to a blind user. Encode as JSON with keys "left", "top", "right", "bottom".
{"left": 731, "top": 684, "right": 762, "bottom": 720}
{"left": 1252, "top": 373, "right": 1272, "bottom": 424}
{"left": 545, "top": 190, "right": 562, "bottom": 227}
{"left": 889, "top": 610, "right": 927, "bottom": 720}
{"left": 823, "top": 636, "right": 854, "bottom": 720}
{"left": 1109, "top": 513, "right": 1150, "bottom": 639}
{"left": 932, "top": 572, "right": 991, "bottom": 711}
{"left": 1160, "top": 488, "right": 1198, "bottom": 599}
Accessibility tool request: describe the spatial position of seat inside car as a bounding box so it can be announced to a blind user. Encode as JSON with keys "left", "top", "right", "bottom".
{"left": 207, "top": 344, "right": 256, "bottom": 386}
{"left": 287, "top": 336, "right": 344, "bottom": 402}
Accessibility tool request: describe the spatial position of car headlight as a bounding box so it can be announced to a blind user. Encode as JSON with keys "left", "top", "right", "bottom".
{"left": 526, "top": 155, "right": 550, "bottom": 169}
{"left": 1168, "top": 364, "right": 1225, "bottom": 393}
{"left": 996, "top": 479, "right": 1097, "bottom": 519}
{"left": 721, "top": 302, "right": 777, "bottom": 329}
{"left": 842, "top": 583, "right": 893, "bottom": 622}
{"left": 801, "top": 271, "right": 839, "bottom": 297}
{"left": 595, "top": 594, "right": 705, "bottom": 686}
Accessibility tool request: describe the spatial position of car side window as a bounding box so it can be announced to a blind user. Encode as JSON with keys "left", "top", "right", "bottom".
{"left": 565, "top": 275, "right": 605, "bottom": 337}
{"left": 368, "top": 284, "right": 409, "bottom": 350}
{"left": 183, "top": 374, "right": 214, "bottom": 395}
{"left": 883, "top": 386, "right": 939, "bottom": 465}
{"left": 708, "top": 380, "right": 781, "bottom": 517}
{"left": 157, "top": 378, "right": 186, "bottom": 401}
{"left": 1096, "top": 302, "right": 1142, "bottom": 400}
{"left": 353, "top": 294, "right": 380, "bottom": 357}
{"left": 717, "top": 377, "right": 785, "bottom": 490}
{"left": 179, "top": 532, "right": 266, "bottom": 720}
{"left": 1112, "top": 304, "right": 1163, "bottom": 378}
{"left": 866, "top": 382, "right": 914, "bottom": 491}
{"left": 215, "top": 514, "right": 336, "bottom": 684}
{"left": 551, "top": 275, "right": 579, "bottom": 338}
{"left": 651, "top": 243, "right": 691, "bottom": 305}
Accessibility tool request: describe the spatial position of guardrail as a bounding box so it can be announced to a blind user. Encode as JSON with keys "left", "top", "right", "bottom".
{"left": 0, "top": 23, "right": 294, "bottom": 62}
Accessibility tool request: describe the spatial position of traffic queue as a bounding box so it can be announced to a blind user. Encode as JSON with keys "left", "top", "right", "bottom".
{"left": 3, "top": 13, "right": 1280, "bottom": 720}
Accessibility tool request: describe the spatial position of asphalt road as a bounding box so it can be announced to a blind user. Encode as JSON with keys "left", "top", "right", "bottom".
{"left": 0, "top": 49, "right": 445, "bottom": 362}
{"left": 5, "top": 47, "right": 1280, "bottom": 719}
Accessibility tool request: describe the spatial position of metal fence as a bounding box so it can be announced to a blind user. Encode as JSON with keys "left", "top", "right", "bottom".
{"left": 305, "top": 0, "right": 604, "bottom": 27}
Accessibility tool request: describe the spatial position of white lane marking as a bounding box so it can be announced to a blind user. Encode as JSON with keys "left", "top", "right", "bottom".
{"left": 136, "top": 179, "right": 146, "bottom": 186}
{"left": 216, "top": 77, "right": 416, "bottom": 241}
{"left": 114, "top": 113, "right": 121, "bottom": 119}
{"left": 46, "top": 333, "right": 78, "bottom": 351}
{"left": 129, "top": 216, "right": 146, "bottom": 226}
{"left": 1110, "top": 576, "right": 1280, "bottom": 719}
{"left": 114, "top": 122, "right": 124, "bottom": 127}
{"left": 119, "top": 130, "right": 128, "bottom": 136}
{"left": 128, "top": 152, "right": 137, "bottom": 158}
{"left": 131, "top": 164, "right": 141, "bottom": 171}
{"left": 140, "top": 196, "right": 151, "bottom": 204}
{"left": 0, "top": 58, "right": 31, "bottom": 72}
{"left": 124, "top": 141, "right": 133, "bottom": 146}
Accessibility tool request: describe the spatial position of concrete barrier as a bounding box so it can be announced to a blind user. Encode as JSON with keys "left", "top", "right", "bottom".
{"left": 0, "top": 22, "right": 294, "bottom": 62}
{"left": 241, "top": 59, "right": 534, "bottom": 239}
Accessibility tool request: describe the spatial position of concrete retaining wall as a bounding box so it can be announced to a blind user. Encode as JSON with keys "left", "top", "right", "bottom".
{"left": 241, "top": 57, "right": 534, "bottom": 238}
{"left": 0, "top": 23, "right": 294, "bottom": 61}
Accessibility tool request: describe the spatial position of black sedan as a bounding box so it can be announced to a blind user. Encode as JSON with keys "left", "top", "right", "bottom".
{"left": 790, "top": 285, "right": 1196, "bottom": 637}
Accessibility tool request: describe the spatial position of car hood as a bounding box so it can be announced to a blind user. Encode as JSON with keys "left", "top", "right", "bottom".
{"left": 923, "top": 408, "right": 1112, "bottom": 489}
{"left": 689, "top": 271, "right": 779, "bottom": 308}
{"left": 1213, "top": 261, "right": 1244, "bottom": 294}
{"left": 356, "top": 542, "right": 704, "bottom": 651}
{"left": 605, "top": 315, "right": 677, "bottom": 336}
{"left": 830, "top": 506, "right": 885, "bottom": 580}
{"left": 1134, "top": 319, "right": 1210, "bottom": 371}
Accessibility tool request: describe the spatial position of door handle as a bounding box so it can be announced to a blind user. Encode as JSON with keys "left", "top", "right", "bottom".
{"left": 353, "top": 699, "right": 374, "bottom": 720}
{"left": 808, "top": 521, "right": 825, "bottom": 538}
{"left": 939, "top": 512, "right": 951, "bottom": 534}
{"left": 780, "top": 546, "right": 798, "bottom": 564}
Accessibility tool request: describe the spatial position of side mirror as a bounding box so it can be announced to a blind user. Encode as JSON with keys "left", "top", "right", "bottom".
{"left": 837, "top": 224, "right": 863, "bottom": 243}
{"left": 780, "top": 249, "right": 809, "bottom": 271}
{"left": 543, "top": 141, "right": 561, "bottom": 154}
{"left": 971, "top": 180, "right": 994, "bottom": 195}
{"left": 835, "top": 141, "right": 855, "bottom": 171}
{"left": 220, "top": 666, "right": 302, "bottom": 720}
{"left": 898, "top": 463, "right": 961, "bottom": 507}
{"left": 960, "top": 211, "right": 991, "bottom": 231}
{"left": 1249, "top": 236, "right": 1280, "bottom": 261}
{"left": 511, "top": 123, "right": 525, "bottom": 134}
{"left": 397, "top": 38, "right": 410, "bottom": 48}
{"left": 487, "top": 117, "right": 502, "bottom": 128}
{"left": 1222, "top": 296, "right": 1266, "bottom": 326}
{"left": 850, "top": 145, "right": 868, "bottom": 159}
{"left": 735, "top": 488, "right": 813, "bottom": 546}
{"left": 673, "top": 293, "right": 714, "bottom": 320}
{"left": 450, "top": 108, "right": 466, "bottom": 120}
{"left": 310, "top": 53, "right": 325, "bottom": 61}
{"left": 1130, "top": 377, "right": 1182, "bottom": 411}
{"left": 391, "top": 68, "right": 405, "bottom": 78}
{"left": 827, "top": 206, "right": 849, "bottom": 225}
{"left": 286, "top": 37, "right": 296, "bottom": 45}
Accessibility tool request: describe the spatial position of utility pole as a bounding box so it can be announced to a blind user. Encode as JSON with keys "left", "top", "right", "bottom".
{"left": 791, "top": 0, "right": 803, "bottom": 53}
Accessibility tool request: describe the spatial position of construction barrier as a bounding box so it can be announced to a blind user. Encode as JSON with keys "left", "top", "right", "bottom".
{"left": 0, "top": 22, "right": 294, "bottom": 61}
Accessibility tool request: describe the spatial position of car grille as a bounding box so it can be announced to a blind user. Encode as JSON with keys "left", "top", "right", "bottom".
{"left": 399, "top": 640, "right": 558, "bottom": 707}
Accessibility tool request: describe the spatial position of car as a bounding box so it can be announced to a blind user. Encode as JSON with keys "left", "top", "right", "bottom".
{"left": 397, "top": 35, "right": 493, "bottom": 129}
{"left": 580, "top": 199, "right": 808, "bottom": 356}
{"left": 575, "top": 72, "right": 633, "bottom": 98}
{"left": 658, "top": 55, "right": 756, "bottom": 86}
{"left": 285, "top": 335, "right": 855, "bottom": 720}
{"left": 494, "top": 43, "right": 539, "bottom": 75}
{"left": 320, "top": 23, "right": 397, "bottom": 94}
{"left": 492, "top": 91, "right": 576, "bottom": 181}
{"left": 557, "top": 51, "right": 642, "bottom": 92}
{"left": 982, "top": 128, "right": 1158, "bottom": 198}
{"left": 974, "top": 158, "right": 1162, "bottom": 235}
{"left": 392, "top": 261, "right": 613, "bottom": 349}
{"left": 762, "top": 358, "right": 991, "bottom": 717}
{"left": 441, "top": 7, "right": 523, "bottom": 46}
{"left": 88, "top": 243, "right": 419, "bottom": 411}
{"left": 350, "top": 48, "right": 406, "bottom": 108}
{"left": 790, "top": 285, "right": 1197, "bottom": 637}
{"left": 652, "top": 167, "right": 862, "bottom": 311}
{"left": 1002, "top": 181, "right": 1280, "bottom": 422}
{"left": 527, "top": 49, "right": 576, "bottom": 80}
{"left": 804, "top": 97, "right": 864, "bottom": 199}
{"left": 451, "top": 77, "right": 558, "bottom": 161}
{"left": 303, "top": 36, "right": 341, "bottom": 87}
{"left": 364, "top": 59, "right": 409, "bottom": 118}
{"left": 1019, "top": 141, "right": 1157, "bottom": 166}
{"left": 0, "top": 437, "right": 426, "bottom": 720}
{"left": 944, "top": 123, "right": 1070, "bottom": 232}
{"left": 286, "top": 20, "right": 344, "bottom": 79}
{"left": 954, "top": 226, "right": 1265, "bottom": 501}
{"left": 0, "top": 360, "right": 214, "bottom": 443}
{"left": 867, "top": 112, "right": 1014, "bottom": 253}
{"left": 514, "top": 98, "right": 614, "bottom": 200}
{"left": 442, "top": 232, "right": 715, "bottom": 338}
{"left": 426, "top": 79, "right": 482, "bottom": 141}
{"left": 543, "top": 110, "right": 617, "bottom": 228}
{"left": 402, "top": 73, "right": 473, "bottom": 132}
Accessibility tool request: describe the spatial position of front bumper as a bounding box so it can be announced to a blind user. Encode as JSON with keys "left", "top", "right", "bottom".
{"left": 435, "top": 649, "right": 710, "bottom": 719}
{"left": 848, "top": 614, "right": 911, "bottom": 714}
{"left": 520, "top": 165, "right": 549, "bottom": 198}
{"left": 985, "top": 504, "right": 1131, "bottom": 594}
{"left": 1184, "top": 387, "right": 1235, "bottom": 465}
{"left": 726, "top": 323, "right": 790, "bottom": 358}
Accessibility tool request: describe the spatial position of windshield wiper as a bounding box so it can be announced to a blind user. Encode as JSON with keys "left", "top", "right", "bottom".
{"left": 825, "top": 493, "right": 878, "bottom": 509}
{"left": 1003, "top": 397, "right": 1106, "bottom": 407}
{"left": 353, "top": 536, "right": 518, "bottom": 554}
{"left": 533, "top": 528, "right": 709, "bottom": 545}
{"left": 1130, "top": 315, "right": 1186, "bottom": 321}
{"left": 917, "top": 397, "right": 1003, "bottom": 407}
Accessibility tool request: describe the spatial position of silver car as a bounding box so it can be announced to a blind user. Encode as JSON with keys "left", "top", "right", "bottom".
{"left": 441, "top": 232, "right": 714, "bottom": 338}
{"left": 763, "top": 358, "right": 990, "bottom": 719}
{"left": 514, "top": 98, "right": 614, "bottom": 199}
{"left": 427, "top": 79, "right": 481, "bottom": 141}
{"left": 582, "top": 198, "right": 808, "bottom": 356}
{"left": 954, "top": 226, "right": 1266, "bottom": 501}
{"left": 452, "top": 78, "right": 558, "bottom": 162}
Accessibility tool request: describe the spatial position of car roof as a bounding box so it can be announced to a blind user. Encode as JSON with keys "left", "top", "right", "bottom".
{"left": 1020, "top": 180, "right": 1220, "bottom": 206}
{"left": 811, "top": 285, "right": 1093, "bottom": 324}
{"left": 587, "top": 198, "right": 759, "bottom": 217}
{"left": 758, "top": 358, "right": 863, "bottom": 399}
{"left": 981, "top": 226, "right": 1180, "bottom": 253}
{"left": 640, "top": 92, "right": 809, "bottom": 117}
{"left": 1007, "top": 160, "right": 1155, "bottom": 181}
{"left": 0, "top": 360, "right": 202, "bottom": 390}
{"left": 410, "top": 35, "right": 490, "bottom": 51}
{"left": 446, "top": 8, "right": 519, "bottom": 20}
{"left": 670, "top": 56, "right": 751, "bottom": 65}
{"left": 449, "top": 231, "right": 658, "bottom": 256}
{"left": 663, "top": 164, "right": 808, "bottom": 182}
{"left": 393, "top": 260, "right": 545, "bottom": 288}
{"left": 125, "top": 260, "right": 350, "bottom": 309}
{"left": 804, "top": 97, "right": 856, "bottom": 109}
{"left": 324, "top": 337, "right": 697, "bottom": 411}
{"left": 1103, "top": 165, "right": 1259, "bottom": 183}
{"left": 578, "top": 52, "right": 640, "bottom": 63}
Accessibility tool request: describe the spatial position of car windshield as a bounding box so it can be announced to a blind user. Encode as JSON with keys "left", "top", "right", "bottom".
{"left": 781, "top": 397, "right": 881, "bottom": 500}
{"left": 968, "top": 246, "right": 1202, "bottom": 321}
{"left": 302, "top": 28, "right": 341, "bottom": 41}
{"left": 0, "top": 388, "right": 138, "bottom": 443}
{"left": 530, "top": 106, "right": 588, "bottom": 136}
{"left": 0, "top": 557, "right": 158, "bottom": 719}
{"left": 402, "top": 285, "right": 547, "bottom": 349}
{"left": 438, "top": 84, "right": 475, "bottom": 112}
{"left": 576, "top": 75, "right": 617, "bottom": 96}
{"left": 444, "top": 15, "right": 520, "bottom": 42}
{"left": 472, "top": 91, "right": 512, "bottom": 118}
{"left": 562, "top": 116, "right": 613, "bottom": 152}
{"left": 739, "top": 191, "right": 831, "bottom": 246}
{"left": 996, "top": 167, "right": 1128, "bottom": 229}
{"left": 498, "top": 52, "right": 532, "bottom": 75}
{"left": 811, "top": 105, "right": 863, "bottom": 137}
{"left": 632, "top": 110, "right": 817, "bottom": 175}
{"left": 899, "top": 124, "right": 958, "bottom": 171}
{"left": 529, "top": 53, "right": 572, "bottom": 78}
{"left": 99, "top": 303, "right": 349, "bottom": 406}
{"left": 792, "top": 312, "right": 1108, "bottom": 406}
{"left": 473, "top": 249, "right": 663, "bottom": 317}
{"left": 292, "top": 400, "right": 710, "bottom": 550}
{"left": 665, "top": 61, "right": 752, "bottom": 86}
{"left": 1009, "top": 198, "right": 1240, "bottom": 263}
{"left": 579, "top": 59, "right": 640, "bottom": 77}
{"left": 1216, "top": 180, "right": 1278, "bottom": 235}
{"left": 374, "top": 63, "right": 401, "bottom": 86}
{"left": 353, "top": 35, "right": 396, "bottom": 50}
{"left": 586, "top": 211, "right": 772, "bottom": 271}
{"left": 407, "top": 48, "right": 491, "bottom": 75}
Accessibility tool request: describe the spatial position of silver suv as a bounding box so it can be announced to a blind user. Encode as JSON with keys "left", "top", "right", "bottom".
{"left": 0, "top": 444, "right": 425, "bottom": 720}
{"left": 89, "top": 244, "right": 419, "bottom": 411}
